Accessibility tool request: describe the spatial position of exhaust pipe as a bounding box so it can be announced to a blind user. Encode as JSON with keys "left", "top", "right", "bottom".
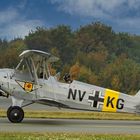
{"left": 0, "top": 89, "right": 9, "bottom": 98}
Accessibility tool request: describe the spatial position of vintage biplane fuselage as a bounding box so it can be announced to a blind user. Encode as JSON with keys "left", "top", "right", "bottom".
{"left": 0, "top": 50, "right": 140, "bottom": 123}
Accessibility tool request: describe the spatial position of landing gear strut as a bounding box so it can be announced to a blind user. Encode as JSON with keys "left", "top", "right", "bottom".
{"left": 7, "top": 106, "right": 24, "bottom": 123}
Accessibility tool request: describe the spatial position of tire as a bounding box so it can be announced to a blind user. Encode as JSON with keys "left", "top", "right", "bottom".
{"left": 7, "top": 106, "right": 24, "bottom": 123}
{"left": 7, "top": 106, "right": 13, "bottom": 116}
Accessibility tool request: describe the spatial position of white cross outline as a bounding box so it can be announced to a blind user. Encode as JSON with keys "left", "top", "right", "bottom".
{"left": 88, "top": 90, "right": 104, "bottom": 109}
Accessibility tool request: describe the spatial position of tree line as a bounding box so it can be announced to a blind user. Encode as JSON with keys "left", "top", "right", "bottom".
{"left": 1, "top": 22, "right": 140, "bottom": 95}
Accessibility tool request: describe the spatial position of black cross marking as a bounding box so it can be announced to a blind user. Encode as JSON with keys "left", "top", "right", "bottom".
{"left": 88, "top": 91, "right": 104, "bottom": 108}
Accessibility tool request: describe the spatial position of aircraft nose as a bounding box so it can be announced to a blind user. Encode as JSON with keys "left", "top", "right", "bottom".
{"left": 0, "top": 71, "right": 9, "bottom": 97}
{"left": 0, "top": 71, "right": 8, "bottom": 88}
{"left": 0, "top": 74, "right": 5, "bottom": 87}
{"left": 0, "top": 73, "right": 4, "bottom": 85}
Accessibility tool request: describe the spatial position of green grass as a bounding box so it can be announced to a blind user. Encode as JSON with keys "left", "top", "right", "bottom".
{"left": 0, "top": 132, "right": 140, "bottom": 140}
{"left": 0, "top": 110, "right": 140, "bottom": 139}
{"left": 0, "top": 109, "right": 140, "bottom": 120}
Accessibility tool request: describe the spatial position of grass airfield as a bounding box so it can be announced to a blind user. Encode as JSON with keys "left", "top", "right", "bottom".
{"left": 1, "top": 109, "right": 140, "bottom": 120}
{"left": 0, "top": 132, "right": 140, "bottom": 140}
{"left": 0, "top": 109, "right": 140, "bottom": 139}
{"left": 0, "top": 99, "right": 140, "bottom": 140}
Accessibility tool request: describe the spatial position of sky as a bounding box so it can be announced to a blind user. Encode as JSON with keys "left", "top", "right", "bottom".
{"left": 0, "top": 0, "right": 140, "bottom": 40}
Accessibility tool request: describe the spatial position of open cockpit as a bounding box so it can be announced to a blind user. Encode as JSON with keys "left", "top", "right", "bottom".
{"left": 14, "top": 50, "right": 59, "bottom": 83}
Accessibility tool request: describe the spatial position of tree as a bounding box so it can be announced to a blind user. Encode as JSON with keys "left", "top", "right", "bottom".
{"left": 25, "top": 27, "right": 51, "bottom": 51}
{"left": 69, "top": 63, "right": 80, "bottom": 80}
{"left": 0, "top": 39, "right": 27, "bottom": 68}
{"left": 78, "top": 66, "right": 98, "bottom": 85}
{"left": 99, "top": 55, "right": 140, "bottom": 94}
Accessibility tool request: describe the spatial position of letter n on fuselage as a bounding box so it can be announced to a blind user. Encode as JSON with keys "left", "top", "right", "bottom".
{"left": 68, "top": 88, "right": 77, "bottom": 100}
{"left": 68, "top": 88, "right": 86, "bottom": 101}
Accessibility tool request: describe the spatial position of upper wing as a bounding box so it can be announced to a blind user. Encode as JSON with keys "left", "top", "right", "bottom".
{"left": 19, "top": 50, "right": 59, "bottom": 62}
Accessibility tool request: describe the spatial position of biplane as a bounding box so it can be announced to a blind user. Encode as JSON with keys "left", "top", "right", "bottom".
{"left": 0, "top": 50, "right": 140, "bottom": 123}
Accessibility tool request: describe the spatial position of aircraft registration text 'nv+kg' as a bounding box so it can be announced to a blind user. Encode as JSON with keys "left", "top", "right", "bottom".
{"left": 0, "top": 50, "right": 140, "bottom": 123}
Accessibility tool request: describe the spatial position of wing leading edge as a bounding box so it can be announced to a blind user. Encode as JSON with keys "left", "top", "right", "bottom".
{"left": 19, "top": 50, "right": 59, "bottom": 62}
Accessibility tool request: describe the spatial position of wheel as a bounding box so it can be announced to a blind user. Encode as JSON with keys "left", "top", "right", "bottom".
{"left": 7, "top": 106, "right": 24, "bottom": 123}
{"left": 7, "top": 106, "right": 13, "bottom": 116}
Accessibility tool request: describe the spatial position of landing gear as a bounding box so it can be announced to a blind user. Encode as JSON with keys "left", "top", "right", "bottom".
{"left": 7, "top": 106, "right": 24, "bottom": 123}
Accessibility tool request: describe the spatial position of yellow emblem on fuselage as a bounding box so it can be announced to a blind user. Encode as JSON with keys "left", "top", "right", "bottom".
{"left": 102, "top": 89, "right": 120, "bottom": 112}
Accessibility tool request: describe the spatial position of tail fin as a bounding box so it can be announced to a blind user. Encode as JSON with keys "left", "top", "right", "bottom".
{"left": 134, "top": 90, "right": 140, "bottom": 114}
{"left": 135, "top": 90, "right": 140, "bottom": 97}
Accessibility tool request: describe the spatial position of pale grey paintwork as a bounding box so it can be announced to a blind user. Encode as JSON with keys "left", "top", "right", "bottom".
{"left": 20, "top": 50, "right": 59, "bottom": 63}
{"left": 0, "top": 50, "right": 140, "bottom": 114}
